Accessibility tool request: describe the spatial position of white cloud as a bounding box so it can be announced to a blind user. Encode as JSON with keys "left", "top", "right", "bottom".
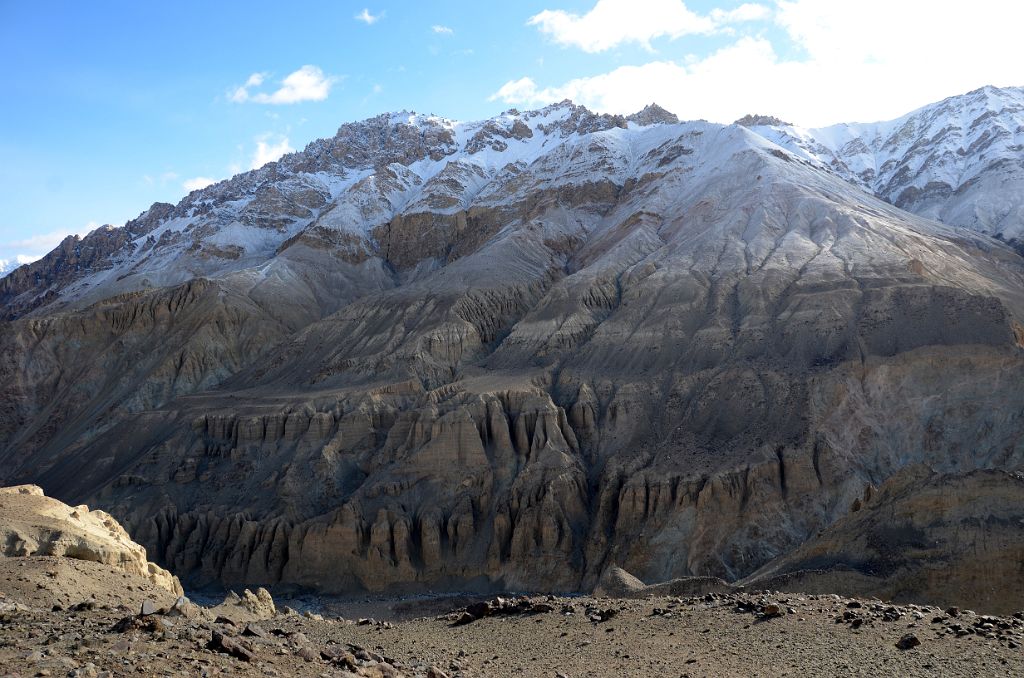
{"left": 183, "top": 177, "right": 218, "bottom": 192}
{"left": 432, "top": 24, "right": 454, "bottom": 35}
{"left": 230, "top": 65, "right": 336, "bottom": 105}
{"left": 243, "top": 72, "right": 265, "bottom": 88}
{"left": 526, "top": 1, "right": 772, "bottom": 53}
{"left": 528, "top": 0, "right": 718, "bottom": 52}
{"left": 0, "top": 254, "right": 42, "bottom": 274}
{"left": 5, "top": 229, "right": 81, "bottom": 252}
{"left": 0, "top": 225, "right": 96, "bottom": 267}
{"left": 500, "top": 0, "right": 1024, "bottom": 127}
{"left": 251, "top": 134, "right": 294, "bottom": 169}
{"left": 178, "top": 134, "right": 292, "bottom": 193}
{"left": 0, "top": 253, "right": 44, "bottom": 269}
{"left": 229, "top": 72, "right": 267, "bottom": 103}
{"left": 710, "top": 3, "right": 771, "bottom": 23}
{"left": 489, "top": 77, "right": 545, "bottom": 104}
{"left": 355, "top": 8, "right": 383, "bottom": 25}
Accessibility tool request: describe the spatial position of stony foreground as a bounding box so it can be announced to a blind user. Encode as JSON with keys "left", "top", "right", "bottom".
{"left": 2, "top": 577, "right": 1022, "bottom": 677}
{"left": 1, "top": 487, "right": 1021, "bottom": 676}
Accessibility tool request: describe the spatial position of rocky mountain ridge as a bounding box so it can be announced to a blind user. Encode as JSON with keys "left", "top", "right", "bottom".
{"left": 5, "top": 87, "right": 1023, "bottom": 316}
{"left": 1, "top": 88, "right": 1023, "bottom": 607}
{"left": 744, "top": 85, "right": 1024, "bottom": 245}
{"left": 0, "top": 101, "right": 631, "bottom": 318}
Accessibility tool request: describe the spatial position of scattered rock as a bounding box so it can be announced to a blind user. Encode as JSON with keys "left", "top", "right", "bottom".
{"left": 207, "top": 629, "right": 255, "bottom": 662}
{"left": 453, "top": 596, "right": 559, "bottom": 625}
{"left": 109, "top": 614, "right": 167, "bottom": 635}
{"left": 295, "top": 644, "right": 320, "bottom": 662}
{"left": 69, "top": 663, "right": 98, "bottom": 678}
{"left": 242, "top": 623, "right": 269, "bottom": 638}
{"left": 588, "top": 607, "right": 618, "bottom": 623}
{"left": 454, "top": 612, "right": 477, "bottom": 626}
{"left": 896, "top": 633, "right": 922, "bottom": 650}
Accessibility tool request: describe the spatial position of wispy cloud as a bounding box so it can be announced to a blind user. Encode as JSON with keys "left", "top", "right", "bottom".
{"left": 142, "top": 171, "right": 179, "bottom": 187}
{"left": 526, "top": 0, "right": 771, "bottom": 53}
{"left": 182, "top": 177, "right": 218, "bottom": 192}
{"left": 710, "top": 3, "right": 771, "bottom": 23}
{"left": 230, "top": 65, "right": 337, "bottom": 105}
{"left": 355, "top": 8, "right": 384, "bottom": 25}
{"left": 5, "top": 229, "right": 82, "bottom": 251}
{"left": 0, "top": 225, "right": 96, "bottom": 267}
{"left": 432, "top": 24, "right": 454, "bottom": 35}
{"left": 361, "top": 84, "right": 384, "bottom": 106}
{"left": 251, "top": 134, "right": 294, "bottom": 169}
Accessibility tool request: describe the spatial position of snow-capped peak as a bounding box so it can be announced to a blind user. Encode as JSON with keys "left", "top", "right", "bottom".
{"left": 6, "top": 86, "right": 1024, "bottom": 319}
{"left": 746, "top": 85, "right": 1024, "bottom": 242}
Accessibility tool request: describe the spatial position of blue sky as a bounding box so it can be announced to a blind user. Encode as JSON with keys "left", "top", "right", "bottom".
{"left": 1, "top": 0, "right": 1019, "bottom": 265}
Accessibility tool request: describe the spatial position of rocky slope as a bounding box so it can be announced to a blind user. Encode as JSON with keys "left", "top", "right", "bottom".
{"left": 744, "top": 85, "right": 1024, "bottom": 246}
{"left": 0, "top": 484, "right": 181, "bottom": 595}
{"left": 743, "top": 468, "right": 1024, "bottom": 614}
{"left": 2, "top": 92, "right": 1024, "bottom": 608}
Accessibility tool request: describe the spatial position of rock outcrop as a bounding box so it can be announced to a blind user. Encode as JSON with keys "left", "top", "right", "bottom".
{"left": 0, "top": 485, "right": 183, "bottom": 595}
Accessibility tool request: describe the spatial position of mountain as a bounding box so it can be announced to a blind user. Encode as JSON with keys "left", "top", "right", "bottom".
{"left": 0, "top": 104, "right": 636, "bottom": 320}
{"left": 742, "top": 85, "right": 1024, "bottom": 247}
{"left": 2, "top": 91, "right": 1023, "bottom": 606}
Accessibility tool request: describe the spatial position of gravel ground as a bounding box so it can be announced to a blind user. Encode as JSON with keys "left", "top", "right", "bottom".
{"left": 1, "top": 557, "right": 1022, "bottom": 677}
